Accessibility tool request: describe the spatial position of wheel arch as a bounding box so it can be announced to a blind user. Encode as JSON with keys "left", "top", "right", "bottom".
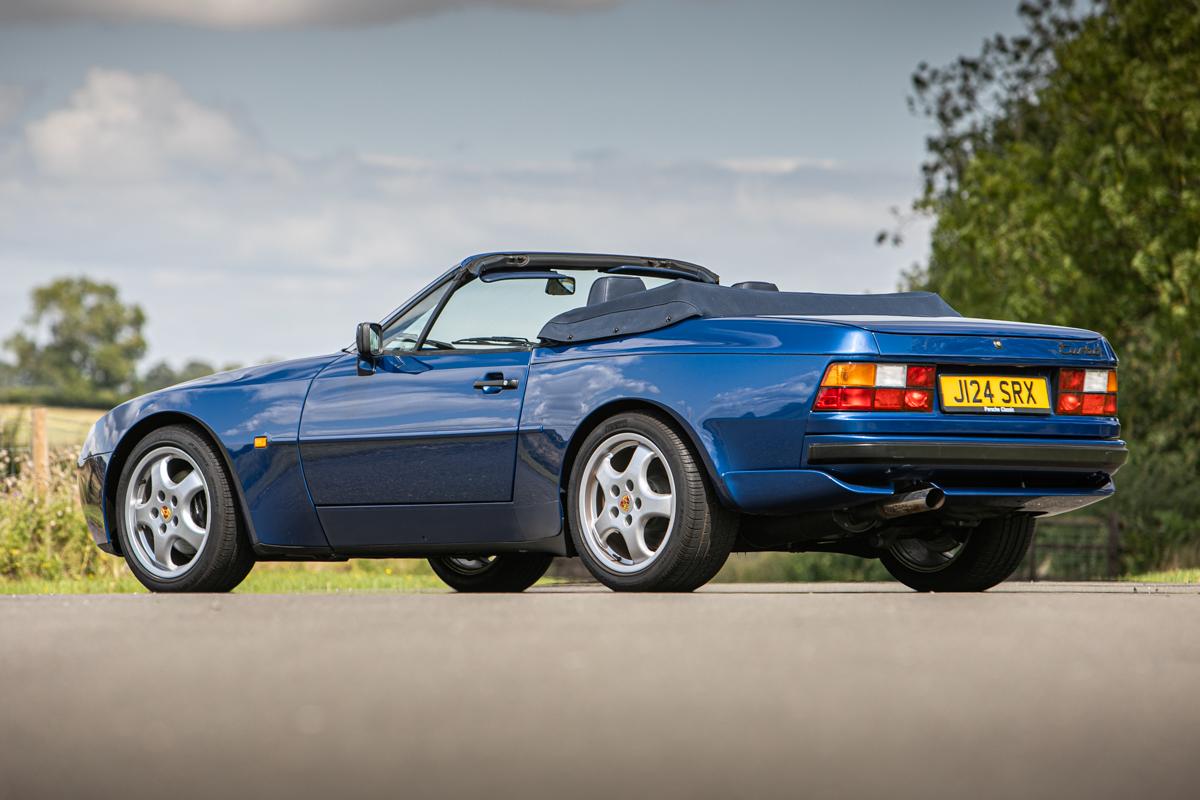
{"left": 103, "top": 412, "right": 257, "bottom": 555}
{"left": 558, "top": 399, "right": 733, "bottom": 509}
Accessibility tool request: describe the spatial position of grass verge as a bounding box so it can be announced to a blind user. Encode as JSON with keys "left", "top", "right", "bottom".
{"left": 1123, "top": 568, "right": 1200, "bottom": 584}
{"left": 1, "top": 560, "right": 449, "bottom": 595}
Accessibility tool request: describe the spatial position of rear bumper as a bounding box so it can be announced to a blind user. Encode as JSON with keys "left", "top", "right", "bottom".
{"left": 806, "top": 439, "right": 1128, "bottom": 475}
{"left": 721, "top": 436, "right": 1125, "bottom": 517}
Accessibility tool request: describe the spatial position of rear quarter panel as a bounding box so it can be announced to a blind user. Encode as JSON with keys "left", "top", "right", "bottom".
{"left": 516, "top": 317, "right": 875, "bottom": 508}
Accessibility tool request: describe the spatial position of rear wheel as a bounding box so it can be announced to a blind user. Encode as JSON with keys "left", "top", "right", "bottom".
{"left": 116, "top": 425, "right": 255, "bottom": 593}
{"left": 880, "top": 514, "right": 1035, "bottom": 592}
{"left": 428, "top": 553, "right": 554, "bottom": 592}
{"left": 567, "top": 412, "right": 736, "bottom": 592}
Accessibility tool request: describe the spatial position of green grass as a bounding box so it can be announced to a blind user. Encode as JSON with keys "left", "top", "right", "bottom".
{"left": 714, "top": 551, "right": 891, "bottom": 583}
{"left": 1123, "top": 568, "right": 1200, "bottom": 584}
{"left": 1, "top": 560, "right": 450, "bottom": 595}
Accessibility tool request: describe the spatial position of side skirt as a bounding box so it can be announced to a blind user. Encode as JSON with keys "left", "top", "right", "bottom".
{"left": 314, "top": 499, "right": 566, "bottom": 555}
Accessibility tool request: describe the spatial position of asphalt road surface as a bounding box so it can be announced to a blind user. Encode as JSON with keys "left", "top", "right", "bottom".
{"left": 3, "top": 582, "right": 1199, "bottom": 800}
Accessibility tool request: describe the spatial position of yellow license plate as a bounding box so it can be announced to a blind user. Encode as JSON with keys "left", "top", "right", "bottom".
{"left": 939, "top": 375, "right": 1051, "bottom": 413}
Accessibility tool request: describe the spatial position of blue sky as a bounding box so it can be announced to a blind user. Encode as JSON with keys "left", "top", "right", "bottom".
{"left": 0, "top": 0, "right": 1023, "bottom": 366}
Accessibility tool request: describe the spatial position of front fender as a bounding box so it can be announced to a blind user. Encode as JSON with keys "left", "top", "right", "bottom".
{"left": 87, "top": 355, "right": 339, "bottom": 553}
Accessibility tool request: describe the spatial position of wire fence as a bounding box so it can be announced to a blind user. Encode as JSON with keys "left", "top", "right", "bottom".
{"left": 1019, "top": 512, "right": 1121, "bottom": 581}
{"left": 1, "top": 405, "right": 102, "bottom": 479}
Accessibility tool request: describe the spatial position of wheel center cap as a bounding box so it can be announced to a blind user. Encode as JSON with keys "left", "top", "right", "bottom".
{"left": 161, "top": 506, "right": 172, "bottom": 521}
{"left": 619, "top": 495, "right": 632, "bottom": 513}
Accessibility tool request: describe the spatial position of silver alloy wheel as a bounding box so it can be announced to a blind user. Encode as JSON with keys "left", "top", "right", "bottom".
{"left": 123, "top": 446, "right": 211, "bottom": 580}
{"left": 577, "top": 432, "right": 676, "bottom": 574}
{"left": 444, "top": 556, "right": 495, "bottom": 575}
{"left": 889, "top": 532, "right": 967, "bottom": 573}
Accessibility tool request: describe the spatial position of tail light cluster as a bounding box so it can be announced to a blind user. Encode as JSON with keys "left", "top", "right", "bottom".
{"left": 814, "top": 362, "right": 935, "bottom": 412}
{"left": 1058, "top": 369, "right": 1117, "bottom": 415}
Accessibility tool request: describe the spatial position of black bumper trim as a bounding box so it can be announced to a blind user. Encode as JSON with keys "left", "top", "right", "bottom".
{"left": 807, "top": 441, "right": 1128, "bottom": 474}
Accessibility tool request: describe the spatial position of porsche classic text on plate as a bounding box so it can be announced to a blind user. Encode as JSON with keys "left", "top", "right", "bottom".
{"left": 76, "top": 252, "right": 1127, "bottom": 594}
{"left": 938, "top": 375, "right": 1051, "bottom": 414}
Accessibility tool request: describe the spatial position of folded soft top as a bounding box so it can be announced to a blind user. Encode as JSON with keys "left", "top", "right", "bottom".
{"left": 538, "top": 280, "right": 960, "bottom": 344}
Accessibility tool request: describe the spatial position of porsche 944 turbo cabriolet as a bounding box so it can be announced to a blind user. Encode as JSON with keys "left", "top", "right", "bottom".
{"left": 78, "top": 252, "right": 1127, "bottom": 593}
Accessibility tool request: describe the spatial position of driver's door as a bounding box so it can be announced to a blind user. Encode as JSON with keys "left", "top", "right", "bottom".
{"left": 298, "top": 271, "right": 569, "bottom": 551}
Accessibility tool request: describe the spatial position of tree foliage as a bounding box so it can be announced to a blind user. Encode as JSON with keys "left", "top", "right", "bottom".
{"left": 903, "top": 0, "right": 1200, "bottom": 568}
{"left": 4, "top": 278, "right": 147, "bottom": 396}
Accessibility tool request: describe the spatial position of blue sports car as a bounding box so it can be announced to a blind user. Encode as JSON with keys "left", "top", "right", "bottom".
{"left": 77, "top": 252, "right": 1127, "bottom": 593}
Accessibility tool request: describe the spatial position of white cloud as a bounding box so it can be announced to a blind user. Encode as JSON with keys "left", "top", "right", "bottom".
{"left": 717, "top": 156, "right": 841, "bottom": 174}
{"left": 0, "top": 69, "right": 927, "bottom": 367}
{"left": 25, "top": 69, "right": 286, "bottom": 180}
{"left": 0, "top": 0, "right": 619, "bottom": 29}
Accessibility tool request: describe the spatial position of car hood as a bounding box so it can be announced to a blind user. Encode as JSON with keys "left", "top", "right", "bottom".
{"left": 165, "top": 353, "right": 343, "bottom": 392}
{"left": 772, "top": 315, "right": 1102, "bottom": 340}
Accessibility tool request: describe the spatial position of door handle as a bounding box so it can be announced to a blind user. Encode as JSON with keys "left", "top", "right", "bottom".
{"left": 473, "top": 374, "right": 519, "bottom": 392}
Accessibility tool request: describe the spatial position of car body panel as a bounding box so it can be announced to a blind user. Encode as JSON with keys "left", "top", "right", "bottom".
{"left": 299, "top": 350, "right": 531, "bottom": 505}
{"left": 81, "top": 354, "right": 340, "bottom": 554}
{"left": 78, "top": 254, "right": 1127, "bottom": 560}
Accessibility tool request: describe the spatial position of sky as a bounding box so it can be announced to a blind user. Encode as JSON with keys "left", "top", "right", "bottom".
{"left": 0, "top": 0, "right": 1025, "bottom": 368}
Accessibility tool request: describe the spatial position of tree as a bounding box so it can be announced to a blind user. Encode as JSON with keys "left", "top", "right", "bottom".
{"left": 5, "top": 278, "right": 147, "bottom": 396}
{"left": 898, "top": 0, "right": 1200, "bottom": 569}
{"left": 138, "top": 359, "right": 222, "bottom": 393}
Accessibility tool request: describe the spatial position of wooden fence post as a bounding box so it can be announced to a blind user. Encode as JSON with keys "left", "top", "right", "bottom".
{"left": 31, "top": 406, "right": 49, "bottom": 499}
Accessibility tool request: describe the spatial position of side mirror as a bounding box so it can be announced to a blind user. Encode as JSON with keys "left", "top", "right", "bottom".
{"left": 356, "top": 322, "right": 383, "bottom": 360}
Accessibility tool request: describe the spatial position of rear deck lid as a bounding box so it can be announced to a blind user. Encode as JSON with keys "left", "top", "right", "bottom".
{"left": 778, "top": 315, "right": 1099, "bottom": 340}
{"left": 779, "top": 315, "right": 1114, "bottom": 364}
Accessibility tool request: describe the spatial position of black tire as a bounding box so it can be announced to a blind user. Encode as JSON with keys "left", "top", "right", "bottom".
{"left": 881, "top": 515, "right": 1035, "bottom": 592}
{"left": 566, "top": 412, "right": 737, "bottom": 592}
{"left": 428, "top": 553, "right": 554, "bottom": 592}
{"left": 115, "top": 425, "right": 255, "bottom": 593}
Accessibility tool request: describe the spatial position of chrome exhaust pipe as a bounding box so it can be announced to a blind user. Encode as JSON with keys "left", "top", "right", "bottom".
{"left": 841, "top": 487, "right": 945, "bottom": 528}
{"left": 876, "top": 487, "right": 945, "bottom": 519}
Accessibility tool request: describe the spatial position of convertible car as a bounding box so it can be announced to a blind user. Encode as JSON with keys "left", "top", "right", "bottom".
{"left": 77, "top": 252, "right": 1127, "bottom": 593}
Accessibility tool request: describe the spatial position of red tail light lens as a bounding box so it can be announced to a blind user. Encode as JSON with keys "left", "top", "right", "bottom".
{"left": 904, "top": 389, "right": 933, "bottom": 411}
{"left": 1060, "top": 369, "right": 1085, "bottom": 392}
{"left": 873, "top": 388, "right": 903, "bottom": 410}
{"left": 1058, "top": 368, "right": 1117, "bottom": 416}
{"left": 841, "top": 387, "right": 873, "bottom": 409}
{"left": 1081, "top": 393, "right": 1106, "bottom": 415}
{"left": 1058, "top": 392, "right": 1083, "bottom": 414}
{"left": 906, "top": 365, "right": 935, "bottom": 387}
{"left": 813, "top": 363, "right": 936, "bottom": 412}
{"left": 815, "top": 387, "right": 843, "bottom": 410}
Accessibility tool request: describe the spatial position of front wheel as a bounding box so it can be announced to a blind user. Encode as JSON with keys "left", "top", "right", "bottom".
{"left": 880, "top": 514, "right": 1035, "bottom": 592}
{"left": 428, "top": 553, "right": 554, "bottom": 592}
{"left": 567, "top": 412, "right": 736, "bottom": 592}
{"left": 115, "top": 425, "right": 255, "bottom": 593}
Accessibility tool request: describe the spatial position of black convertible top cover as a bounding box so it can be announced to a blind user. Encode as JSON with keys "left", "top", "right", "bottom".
{"left": 538, "top": 280, "right": 960, "bottom": 344}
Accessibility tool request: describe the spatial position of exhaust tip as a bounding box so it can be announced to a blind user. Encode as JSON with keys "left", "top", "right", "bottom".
{"left": 925, "top": 487, "right": 945, "bottom": 511}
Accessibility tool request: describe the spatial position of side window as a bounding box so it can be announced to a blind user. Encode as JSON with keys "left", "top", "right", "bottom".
{"left": 380, "top": 280, "right": 453, "bottom": 352}
{"left": 423, "top": 275, "right": 576, "bottom": 349}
